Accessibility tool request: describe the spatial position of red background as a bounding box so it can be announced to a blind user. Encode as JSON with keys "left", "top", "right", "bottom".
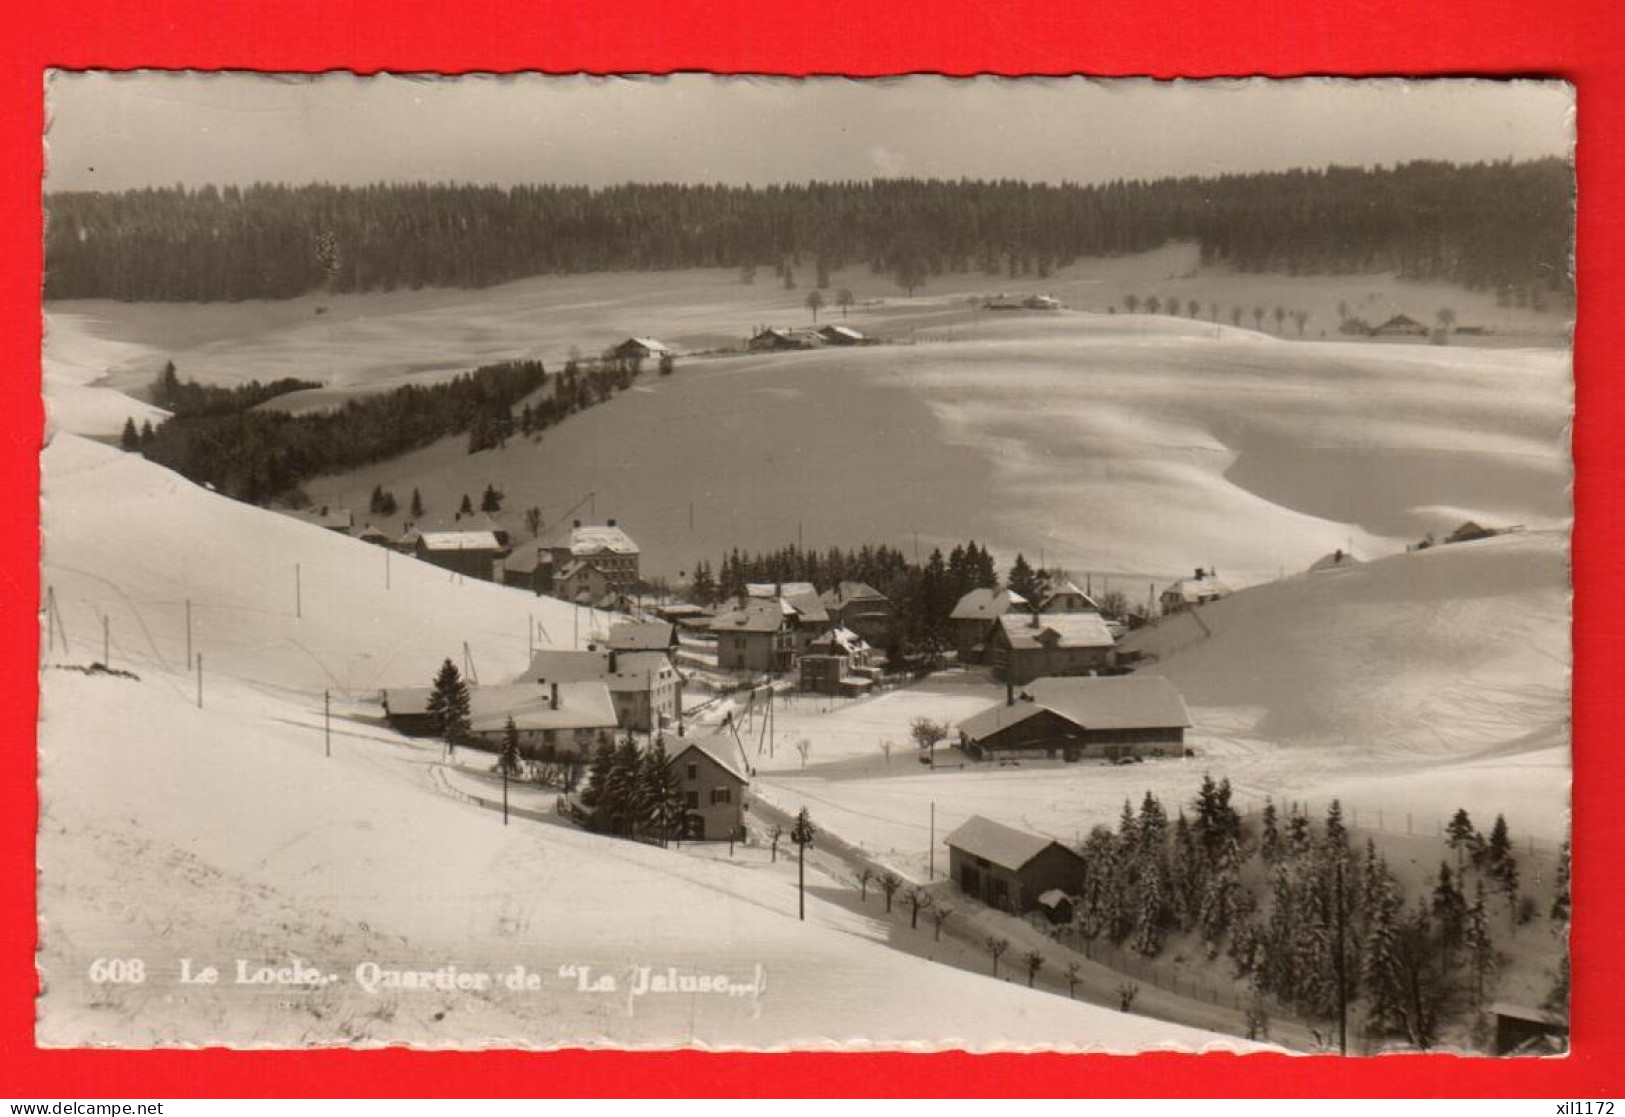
{"left": 1, "top": 0, "right": 1616, "bottom": 1098}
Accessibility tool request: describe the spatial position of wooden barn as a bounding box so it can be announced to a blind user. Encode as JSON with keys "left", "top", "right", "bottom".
{"left": 957, "top": 675, "right": 1191, "bottom": 761}
{"left": 946, "top": 815, "right": 1086, "bottom": 915}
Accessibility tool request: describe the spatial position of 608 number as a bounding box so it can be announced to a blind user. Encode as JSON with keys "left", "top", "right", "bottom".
{"left": 87, "top": 958, "right": 146, "bottom": 984}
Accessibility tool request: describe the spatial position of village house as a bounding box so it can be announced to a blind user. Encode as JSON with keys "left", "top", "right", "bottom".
{"left": 355, "top": 523, "right": 390, "bottom": 546}
{"left": 310, "top": 505, "right": 354, "bottom": 534}
{"left": 1446, "top": 520, "right": 1502, "bottom": 545}
{"left": 957, "top": 675, "right": 1191, "bottom": 762}
{"left": 667, "top": 736, "right": 749, "bottom": 841}
{"left": 945, "top": 815, "right": 1086, "bottom": 915}
{"left": 414, "top": 529, "right": 504, "bottom": 582}
{"left": 501, "top": 544, "right": 555, "bottom": 595}
{"left": 555, "top": 561, "right": 612, "bottom": 604}
{"left": 546, "top": 520, "right": 641, "bottom": 596}
{"left": 797, "top": 626, "right": 880, "bottom": 696}
{"left": 948, "top": 587, "right": 1028, "bottom": 663}
{"left": 709, "top": 598, "right": 793, "bottom": 673}
{"left": 987, "top": 611, "right": 1116, "bottom": 685}
{"left": 1159, "top": 568, "right": 1232, "bottom": 615}
{"left": 819, "top": 581, "right": 893, "bottom": 649}
{"left": 1037, "top": 580, "right": 1101, "bottom": 614}
{"left": 1022, "top": 293, "right": 1061, "bottom": 310}
{"left": 381, "top": 680, "right": 618, "bottom": 758}
{"left": 609, "top": 337, "right": 673, "bottom": 365}
{"left": 523, "top": 646, "right": 684, "bottom": 734}
{"left": 1308, "top": 548, "right": 1360, "bottom": 574}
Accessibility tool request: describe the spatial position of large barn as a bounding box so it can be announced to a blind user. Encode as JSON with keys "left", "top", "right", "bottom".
{"left": 957, "top": 675, "right": 1192, "bottom": 762}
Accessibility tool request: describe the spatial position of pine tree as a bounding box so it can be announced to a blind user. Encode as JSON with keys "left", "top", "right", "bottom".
{"left": 1485, "top": 814, "right": 1520, "bottom": 927}
{"left": 1431, "top": 862, "right": 1467, "bottom": 969}
{"left": 1131, "top": 854, "right": 1169, "bottom": 956}
{"left": 459, "top": 493, "right": 474, "bottom": 516}
{"left": 120, "top": 417, "right": 139, "bottom": 452}
{"left": 481, "top": 483, "right": 505, "bottom": 514}
{"left": 580, "top": 739, "right": 617, "bottom": 818}
{"left": 1260, "top": 797, "right": 1281, "bottom": 864}
{"left": 1008, "top": 553, "right": 1039, "bottom": 603}
{"left": 139, "top": 419, "right": 155, "bottom": 447}
{"left": 1464, "top": 879, "right": 1497, "bottom": 1006}
{"left": 1360, "top": 857, "right": 1403, "bottom": 1037}
{"left": 498, "top": 716, "right": 523, "bottom": 777}
{"left": 1324, "top": 799, "right": 1348, "bottom": 856}
{"left": 603, "top": 738, "right": 644, "bottom": 838}
{"left": 1446, "top": 808, "right": 1479, "bottom": 871}
{"left": 425, "top": 659, "right": 471, "bottom": 755}
{"left": 410, "top": 488, "right": 425, "bottom": 518}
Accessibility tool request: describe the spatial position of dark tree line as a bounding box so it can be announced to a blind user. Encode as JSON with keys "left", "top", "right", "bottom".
{"left": 578, "top": 737, "right": 689, "bottom": 845}
{"left": 47, "top": 160, "right": 1571, "bottom": 303}
{"left": 130, "top": 358, "right": 564, "bottom": 505}
{"left": 148, "top": 359, "right": 322, "bottom": 419}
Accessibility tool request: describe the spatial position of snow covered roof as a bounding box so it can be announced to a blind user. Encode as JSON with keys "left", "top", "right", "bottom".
{"left": 570, "top": 523, "right": 639, "bottom": 556}
{"left": 945, "top": 815, "right": 1072, "bottom": 872}
{"left": 818, "top": 324, "right": 867, "bottom": 341}
{"left": 996, "top": 612, "right": 1115, "bottom": 650}
{"left": 503, "top": 545, "right": 554, "bottom": 574}
{"left": 783, "top": 588, "right": 829, "bottom": 624}
{"left": 605, "top": 620, "right": 675, "bottom": 651}
{"left": 1037, "top": 889, "right": 1072, "bottom": 909}
{"left": 1023, "top": 676, "right": 1192, "bottom": 731}
{"left": 383, "top": 682, "right": 618, "bottom": 732}
{"left": 821, "top": 581, "right": 887, "bottom": 608}
{"left": 809, "top": 626, "right": 869, "bottom": 655}
{"left": 956, "top": 700, "right": 1047, "bottom": 741}
{"left": 1161, "top": 575, "right": 1233, "bottom": 602}
{"left": 747, "top": 582, "right": 817, "bottom": 599}
{"left": 618, "top": 336, "right": 672, "bottom": 355}
{"left": 419, "top": 530, "right": 502, "bottom": 552}
{"left": 950, "top": 587, "right": 1026, "bottom": 621}
{"left": 1308, "top": 550, "right": 1361, "bottom": 574}
{"left": 670, "top": 735, "right": 750, "bottom": 783}
{"left": 710, "top": 598, "right": 787, "bottom": 634}
{"left": 526, "top": 648, "right": 613, "bottom": 684}
{"left": 1039, "top": 581, "right": 1102, "bottom": 613}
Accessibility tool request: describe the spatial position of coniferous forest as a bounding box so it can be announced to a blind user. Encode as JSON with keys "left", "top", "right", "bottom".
{"left": 44, "top": 160, "right": 1572, "bottom": 304}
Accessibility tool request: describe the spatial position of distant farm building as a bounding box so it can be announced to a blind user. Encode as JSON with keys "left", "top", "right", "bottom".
{"left": 1023, "top": 294, "right": 1061, "bottom": 310}
{"left": 819, "top": 581, "right": 894, "bottom": 649}
{"left": 355, "top": 524, "right": 390, "bottom": 546}
{"left": 415, "top": 529, "right": 503, "bottom": 581}
{"left": 946, "top": 815, "right": 1086, "bottom": 915}
{"left": 501, "top": 544, "right": 555, "bottom": 595}
{"left": 816, "top": 324, "right": 869, "bottom": 345}
{"left": 1372, "top": 314, "right": 1430, "bottom": 337}
{"left": 605, "top": 620, "right": 678, "bottom": 654}
{"left": 382, "top": 680, "right": 618, "bottom": 757}
{"left": 957, "top": 675, "right": 1191, "bottom": 762}
{"left": 1159, "top": 569, "right": 1232, "bottom": 615}
{"left": 668, "top": 737, "right": 749, "bottom": 841}
{"left": 311, "top": 506, "right": 354, "bottom": 533}
{"left": 610, "top": 337, "right": 673, "bottom": 364}
{"left": 748, "top": 327, "right": 818, "bottom": 351}
{"left": 987, "top": 612, "right": 1117, "bottom": 685}
{"left": 949, "top": 587, "right": 1028, "bottom": 662}
{"left": 1446, "top": 520, "right": 1502, "bottom": 545}
{"left": 522, "top": 646, "right": 684, "bottom": 734}
{"left": 983, "top": 293, "right": 1060, "bottom": 312}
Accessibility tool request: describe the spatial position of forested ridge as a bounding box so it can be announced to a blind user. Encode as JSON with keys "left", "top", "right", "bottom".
{"left": 45, "top": 160, "right": 1572, "bottom": 303}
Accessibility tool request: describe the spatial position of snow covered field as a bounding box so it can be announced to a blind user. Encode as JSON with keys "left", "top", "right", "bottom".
{"left": 36, "top": 435, "right": 1258, "bottom": 1051}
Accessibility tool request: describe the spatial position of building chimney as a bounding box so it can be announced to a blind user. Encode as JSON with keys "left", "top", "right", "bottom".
{"left": 608, "top": 650, "right": 618, "bottom": 673}
{"left": 1006, "top": 674, "right": 1015, "bottom": 707}
{"left": 1194, "top": 567, "right": 1204, "bottom": 580}
{"left": 607, "top": 518, "right": 617, "bottom": 528}
{"left": 550, "top": 682, "right": 559, "bottom": 710}
{"left": 573, "top": 519, "right": 582, "bottom": 529}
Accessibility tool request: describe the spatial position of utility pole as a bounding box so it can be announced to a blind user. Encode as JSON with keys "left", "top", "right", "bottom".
{"left": 185, "top": 598, "right": 192, "bottom": 666}
{"left": 929, "top": 801, "right": 936, "bottom": 881}
{"left": 385, "top": 549, "right": 391, "bottom": 590}
{"left": 502, "top": 761, "right": 510, "bottom": 826}
{"left": 195, "top": 653, "right": 203, "bottom": 709}
{"left": 324, "top": 689, "right": 331, "bottom": 758}
{"left": 295, "top": 563, "right": 302, "bottom": 619}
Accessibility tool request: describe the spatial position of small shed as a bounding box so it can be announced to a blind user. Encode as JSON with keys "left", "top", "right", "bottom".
{"left": 611, "top": 337, "right": 673, "bottom": 363}
{"left": 946, "top": 815, "right": 1086, "bottom": 915}
{"left": 1489, "top": 1002, "right": 1568, "bottom": 1055}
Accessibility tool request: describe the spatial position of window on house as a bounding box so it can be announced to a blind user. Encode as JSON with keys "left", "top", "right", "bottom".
{"left": 711, "top": 787, "right": 732, "bottom": 805}
{"left": 684, "top": 791, "right": 699, "bottom": 809}
{"left": 687, "top": 763, "right": 698, "bottom": 780}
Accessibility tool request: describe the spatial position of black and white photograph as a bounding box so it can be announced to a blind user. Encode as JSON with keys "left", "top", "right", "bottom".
{"left": 37, "top": 72, "right": 1574, "bottom": 1054}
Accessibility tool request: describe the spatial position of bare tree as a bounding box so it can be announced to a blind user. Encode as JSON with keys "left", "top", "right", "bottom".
{"left": 1064, "top": 961, "right": 1081, "bottom": 999}
{"left": 769, "top": 824, "right": 783, "bottom": 864}
{"left": 986, "top": 936, "right": 1010, "bottom": 978}
{"left": 1292, "top": 308, "right": 1311, "bottom": 335}
{"left": 1231, "top": 306, "right": 1244, "bottom": 327}
{"left": 906, "top": 887, "right": 933, "bottom": 930}
{"left": 1273, "top": 305, "right": 1287, "bottom": 333}
{"left": 835, "top": 288, "right": 855, "bottom": 318}
{"left": 1024, "top": 949, "right": 1046, "bottom": 988}
{"left": 880, "top": 871, "right": 902, "bottom": 913}
{"left": 931, "top": 904, "right": 952, "bottom": 941}
{"left": 806, "top": 289, "right": 825, "bottom": 323}
{"left": 1118, "top": 981, "right": 1140, "bottom": 1013}
{"left": 523, "top": 506, "right": 543, "bottom": 538}
{"left": 794, "top": 738, "right": 812, "bottom": 768}
{"left": 879, "top": 739, "right": 893, "bottom": 765}
{"left": 909, "top": 718, "right": 949, "bottom": 760}
{"left": 856, "top": 866, "right": 875, "bottom": 902}
{"left": 1124, "top": 294, "right": 1140, "bottom": 314}
{"left": 1252, "top": 306, "right": 1265, "bottom": 331}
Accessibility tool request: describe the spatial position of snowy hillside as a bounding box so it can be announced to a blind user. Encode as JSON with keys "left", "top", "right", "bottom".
{"left": 36, "top": 435, "right": 1258, "bottom": 1050}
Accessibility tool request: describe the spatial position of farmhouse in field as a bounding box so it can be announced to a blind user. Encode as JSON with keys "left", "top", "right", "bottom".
{"left": 544, "top": 520, "right": 641, "bottom": 597}
{"left": 949, "top": 587, "right": 1028, "bottom": 662}
{"left": 1159, "top": 568, "right": 1232, "bottom": 615}
{"left": 1308, "top": 548, "right": 1360, "bottom": 574}
{"left": 946, "top": 815, "right": 1086, "bottom": 915}
{"left": 1446, "top": 520, "right": 1502, "bottom": 545}
{"left": 1373, "top": 313, "right": 1430, "bottom": 337}
{"left": 816, "top": 324, "right": 869, "bottom": 345}
{"left": 819, "top": 581, "right": 893, "bottom": 648}
{"left": 309, "top": 505, "right": 354, "bottom": 533}
{"left": 987, "top": 611, "right": 1116, "bottom": 684}
{"left": 957, "top": 675, "right": 1191, "bottom": 762}
{"left": 609, "top": 337, "right": 673, "bottom": 364}
{"left": 748, "top": 327, "right": 818, "bottom": 351}
{"left": 415, "top": 529, "right": 504, "bottom": 581}
{"left": 382, "top": 680, "right": 618, "bottom": 757}
{"left": 668, "top": 736, "right": 749, "bottom": 842}
{"left": 798, "top": 626, "right": 880, "bottom": 696}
